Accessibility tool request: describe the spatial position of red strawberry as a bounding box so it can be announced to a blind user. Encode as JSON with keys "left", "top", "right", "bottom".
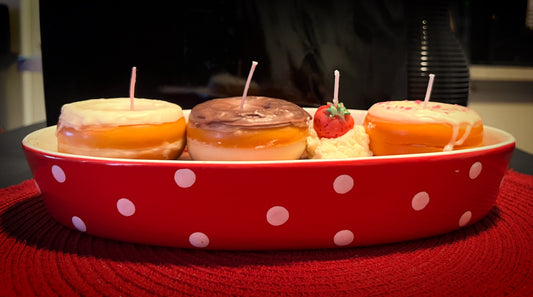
{"left": 313, "top": 102, "right": 354, "bottom": 138}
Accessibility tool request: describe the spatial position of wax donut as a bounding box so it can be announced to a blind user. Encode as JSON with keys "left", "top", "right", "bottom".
{"left": 56, "top": 98, "right": 186, "bottom": 159}
{"left": 186, "top": 96, "right": 311, "bottom": 161}
{"left": 363, "top": 100, "right": 483, "bottom": 156}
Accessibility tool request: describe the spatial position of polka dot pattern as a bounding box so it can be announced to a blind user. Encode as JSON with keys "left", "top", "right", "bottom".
{"left": 72, "top": 216, "right": 86, "bottom": 232}
{"left": 469, "top": 162, "right": 482, "bottom": 179}
{"left": 174, "top": 169, "right": 196, "bottom": 188}
{"left": 459, "top": 211, "right": 472, "bottom": 227}
{"left": 412, "top": 191, "right": 430, "bottom": 211}
{"left": 51, "top": 165, "right": 66, "bottom": 183}
{"left": 35, "top": 145, "right": 508, "bottom": 249}
{"left": 333, "top": 230, "right": 354, "bottom": 246}
{"left": 266, "top": 206, "right": 289, "bottom": 226}
{"left": 116, "top": 198, "right": 135, "bottom": 217}
{"left": 333, "top": 174, "right": 354, "bottom": 194}
{"left": 189, "top": 232, "right": 209, "bottom": 248}
{"left": 2, "top": 171, "right": 531, "bottom": 297}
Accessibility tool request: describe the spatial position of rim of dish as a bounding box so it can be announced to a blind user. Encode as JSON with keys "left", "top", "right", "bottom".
{"left": 22, "top": 124, "right": 515, "bottom": 166}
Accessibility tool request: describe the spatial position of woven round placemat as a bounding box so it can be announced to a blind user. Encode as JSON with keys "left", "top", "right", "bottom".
{"left": 1, "top": 170, "right": 531, "bottom": 296}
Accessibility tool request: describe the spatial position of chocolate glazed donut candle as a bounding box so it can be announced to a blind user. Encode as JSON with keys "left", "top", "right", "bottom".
{"left": 363, "top": 74, "right": 483, "bottom": 155}
{"left": 56, "top": 67, "right": 187, "bottom": 159}
{"left": 186, "top": 61, "right": 311, "bottom": 161}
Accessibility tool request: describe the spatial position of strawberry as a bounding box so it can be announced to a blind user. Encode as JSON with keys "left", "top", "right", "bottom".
{"left": 313, "top": 102, "right": 354, "bottom": 138}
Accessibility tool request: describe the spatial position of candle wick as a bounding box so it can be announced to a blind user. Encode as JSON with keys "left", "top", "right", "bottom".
{"left": 240, "top": 61, "right": 258, "bottom": 110}
{"left": 423, "top": 73, "right": 435, "bottom": 109}
{"left": 130, "top": 66, "right": 137, "bottom": 111}
{"left": 333, "top": 69, "right": 340, "bottom": 106}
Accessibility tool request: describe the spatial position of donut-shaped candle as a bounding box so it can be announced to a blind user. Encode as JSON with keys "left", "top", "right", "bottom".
{"left": 56, "top": 98, "right": 186, "bottom": 159}
{"left": 187, "top": 96, "right": 311, "bottom": 161}
{"left": 363, "top": 100, "right": 483, "bottom": 156}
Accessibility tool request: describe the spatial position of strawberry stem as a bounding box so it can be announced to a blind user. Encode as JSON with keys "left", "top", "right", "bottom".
{"left": 326, "top": 102, "right": 350, "bottom": 121}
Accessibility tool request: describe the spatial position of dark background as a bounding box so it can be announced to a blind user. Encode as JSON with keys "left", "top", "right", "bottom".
{"left": 39, "top": 0, "right": 533, "bottom": 126}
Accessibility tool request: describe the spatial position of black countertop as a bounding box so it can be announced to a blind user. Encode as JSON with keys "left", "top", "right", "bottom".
{"left": 1, "top": 122, "right": 532, "bottom": 188}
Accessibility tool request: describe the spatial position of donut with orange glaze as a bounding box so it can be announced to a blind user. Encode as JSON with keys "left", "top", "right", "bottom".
{"left": 186, "top": 96, "right": 311, "bottom": 161}
{"left": 56, "top": 98, "right": 186, "bottom": 159}
{"left": 363, "top": 100, "right": 483, "bottom": 156}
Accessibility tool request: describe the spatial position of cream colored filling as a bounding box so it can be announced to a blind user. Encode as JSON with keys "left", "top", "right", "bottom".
{"left": 306, "top": 125, "right": 372, "bottom": 159}
{"left": 58, "top": 138, "right": 186, "bottom": 159}
{"left": 187, "top": 139, "right": 307, "bottom": 161}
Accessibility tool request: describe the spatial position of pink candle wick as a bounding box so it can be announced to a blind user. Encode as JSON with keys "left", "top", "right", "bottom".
{"left": 130, "top": 66, "right": 137, "bottom": 111}
{"left": 240, "top": 61, "right": 258, "bottom": 110}
{"left": 333, "top": 70, "right": 340, "bottom": 106}
{"left": 423, "top": 73, "right": 435, "bottom": 109}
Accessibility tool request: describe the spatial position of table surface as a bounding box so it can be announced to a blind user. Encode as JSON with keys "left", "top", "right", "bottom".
{"left": 1, "top": 122, "right": 532, "bottom": 188}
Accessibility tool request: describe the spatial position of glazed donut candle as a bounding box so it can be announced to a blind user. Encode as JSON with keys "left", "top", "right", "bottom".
{"left": 187, "top": 96, "right": 311, "bottom": 161}
{"left": 363, "top": 100, "right": 483, "bottom": 155}
{"left": 187, "top": 61, "right": 310, "bottom": 161}
{"left": 56, "top": 98, "right": 187, "bottom": 159}
{"left": 56, "top": 67, "right": 186, "bottom": 159}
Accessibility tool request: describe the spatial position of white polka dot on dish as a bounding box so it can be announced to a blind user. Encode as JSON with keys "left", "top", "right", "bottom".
{"left": 333, "top": 174, "right": 354, "bottom": 194}
{"left": 174, "top": 169, "right": 196, "bottom": 188}
{"left": 411, "top": 191, "right": 430, "bottom": 211}
{"left": 51, "top": 165, "right": 66, "bottom": 183}
{"left": 266, "top": 206, "right": 289, "bottom": 226}
{"left": 459, "top": 211, "right": 472, "bottom": 227}
{"left": 469, "top": 162, "right": 482, "bottom": 179}
{"left": 333, "top": 230, "right": 354, "bottom": 246}
{"left": 189, "top": 232, "right": 209, "bottom": 248}
{"left": 117, "top": 198, "right": 136, "bottom": 217}
{"left": 72, "top": 216, "right": 86, "bottom": 232}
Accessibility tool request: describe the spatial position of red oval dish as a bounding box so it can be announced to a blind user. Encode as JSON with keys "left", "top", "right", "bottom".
{"left": 22, "top": 110, "right": 515, "bottom": 250}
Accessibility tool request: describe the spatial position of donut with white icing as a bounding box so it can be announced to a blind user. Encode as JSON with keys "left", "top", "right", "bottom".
{"left": 363, "top": 100, "right": 483, "bottom": 155}
{"left": 186, "top": 96, "right": 311, "bottom": 161}
{"left": 56, "top": 98, "right": 186, "bottom": 159}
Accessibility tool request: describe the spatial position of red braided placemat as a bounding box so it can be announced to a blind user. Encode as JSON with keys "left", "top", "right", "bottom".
{"left": 1, "top": 170, "right": 531, "bottom": 296}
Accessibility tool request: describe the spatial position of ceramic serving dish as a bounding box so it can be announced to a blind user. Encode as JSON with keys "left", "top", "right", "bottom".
{"left": 22, "top": 109, "right": 515, "bottom": 250}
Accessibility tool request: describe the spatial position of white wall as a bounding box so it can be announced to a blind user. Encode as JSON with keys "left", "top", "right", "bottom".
{"left": 468, "top": 79, "right": 533, "bottom": 154}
